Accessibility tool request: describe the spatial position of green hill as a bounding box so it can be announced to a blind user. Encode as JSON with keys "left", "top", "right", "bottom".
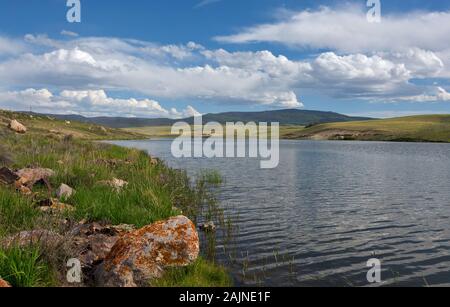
{"left": 23, "top": 109, "right": 372, "bottom": 128}
{"left": 286, "top": 115, "right": 450, "bottom": 143}
{"left": 1, "top": 109, "right": 145, "bottom": 140}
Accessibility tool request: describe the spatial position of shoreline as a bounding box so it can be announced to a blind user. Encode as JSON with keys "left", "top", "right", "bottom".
{"left": 0, "top": 112, "right": 231, "bottom": 287}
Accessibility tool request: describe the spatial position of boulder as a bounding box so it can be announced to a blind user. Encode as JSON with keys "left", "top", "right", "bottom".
{"left": 8, "top": 120, "right": 27, "bottom": 134}
{"left": 56, "top": 183, "right": 75, "bottom": 199}
{"left": 0, "top": 278, "right": 11, "bottom": 288}
{"left": 69, "top": 222, "right": 135, "bottom": 270}
{"left": 95, "top": 216, "right": 199, "bottom": 287}
{"left": 15, "top": 167, "right": 55, "bottom": 187}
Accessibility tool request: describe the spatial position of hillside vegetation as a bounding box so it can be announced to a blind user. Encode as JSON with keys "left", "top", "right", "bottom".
{"left": 286, "top": 115, "right": 450, "bottom": 143}
{"left": 0, "top": 110, "right": 146, "bottom": 140}
{"left": 0, "top": 109, "right": 230, "bottom": 287}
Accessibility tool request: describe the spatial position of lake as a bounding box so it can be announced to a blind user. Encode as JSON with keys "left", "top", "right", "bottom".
{"left": 110, "top": 139, "right": 450, "bottom": 287}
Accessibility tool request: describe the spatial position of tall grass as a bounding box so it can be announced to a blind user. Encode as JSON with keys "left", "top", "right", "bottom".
{"left": 0, "top": 245, "right": 56, "bottom": 287}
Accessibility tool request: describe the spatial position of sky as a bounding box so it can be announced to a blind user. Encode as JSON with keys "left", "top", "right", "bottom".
{"left": 0, "top": 0, "right": 450, "bottom": 118}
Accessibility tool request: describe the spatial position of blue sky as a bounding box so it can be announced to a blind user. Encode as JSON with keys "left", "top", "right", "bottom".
{"left": 0, "top": 0, "right": 450, "bottom": 118}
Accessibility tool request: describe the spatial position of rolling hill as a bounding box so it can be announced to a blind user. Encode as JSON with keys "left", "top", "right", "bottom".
{"left": 285, "top": 115, "right": 450, "bottom": 143}
{"left": 22, "top": 109, "right": 372, "bottom": 128}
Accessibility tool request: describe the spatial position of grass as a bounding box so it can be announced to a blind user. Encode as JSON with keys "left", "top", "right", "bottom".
{"left": 0, "top": 109, "right": 146, "bottom": 141}
{"left": 152, "top": 258, "right": 231, "bottom": 287}
{"left": 198, "top": 170, "right": 224, "bottom": 186}
{"left": 0, "top": 109, "right": 230, "bottom": 287}
{"left": 282, "top": 115, "right": 450, "bottom": 142}
{"left": 0, "top": 245, "right": 56, "bottom": 287}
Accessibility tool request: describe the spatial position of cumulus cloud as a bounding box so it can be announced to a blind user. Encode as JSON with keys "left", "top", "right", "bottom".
{"left": 0, "top": 25, "right": 449, "bottom": 116}
{"left": 0, "top": 37, "right": 26, "bottom": 55}
{"left": 215, "top": 6, "right": 450, "bottom": 53}
{"left": 0, "top": 36, "right": 304, "bottom": 109}
{"left": 0, "top": 88, "right": 200, "bottom": 118}
{"left": 395, "top": 87, "right": 450, "bottom": 103}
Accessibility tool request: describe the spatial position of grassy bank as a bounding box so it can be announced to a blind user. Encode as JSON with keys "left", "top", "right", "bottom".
{"left": 287, "top": 115, "right": 450, "bottom": 142}
{"left": 126, "top": 115, "right": 450, "bottom": 143}
{"left": 0, "top": 110, "right": 230, "bottom": 287}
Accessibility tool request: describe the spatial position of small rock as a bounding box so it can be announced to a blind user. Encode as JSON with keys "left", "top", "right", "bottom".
{"left": 97, "top": 178, "right": 128, "bottom": 192}
{"left": 95, "top": 215, "right": 199, "bottom": 287}
{"left": 15, "top": 167, "right": 55, "bottom": 187}
{"left": 17, "top": 184, "right": 33, "bottom": 196}
{"left": 0, "top": 278, "right": 11, "bottom": 288}
{"left": 8, "top": 120, "right": 27, "bottom": 134}
{"left": 0, "top": 167, "right": 18, "bottom": 185}
{"left": 56, "top": 183, "right": 75, "bottom": 199}
{"left": 38, "top": 198, "right": 75, "bottom": 215}
{"left": 199, "top": 221, "right": 217, "bottom": 232}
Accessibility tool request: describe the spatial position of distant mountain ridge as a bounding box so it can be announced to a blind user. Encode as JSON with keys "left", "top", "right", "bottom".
{"left": 22, "top": 109, "right": 373, "bottom": 128}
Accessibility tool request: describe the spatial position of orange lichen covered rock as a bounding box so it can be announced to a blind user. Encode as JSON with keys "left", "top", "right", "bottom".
{"left": 95, "top": 215, "right": 199, "bottom": 287}
{"left": 0, "top": 278, "right": 11, "bottom": 288}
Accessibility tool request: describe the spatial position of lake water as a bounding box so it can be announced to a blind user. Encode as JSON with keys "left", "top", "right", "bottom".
{"left": 111, "top": 139, "right": 450, "bottom": 287}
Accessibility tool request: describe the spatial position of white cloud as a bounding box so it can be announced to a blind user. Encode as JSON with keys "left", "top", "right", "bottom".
{"left": 0, "top": 37, "right": 26, "bottom": 55}
{"left": 195, "top": 0, "right": 222, "bottom": 8}
{"left": 61, "top": 30, "right": 79, "bottom": 38}
{"left": 215, "top": 6, "right": 450, "bottom": 53}
{"left": 0, "top": 30, "right": 449, "bottom": 115}
{"left": 394, "top": 87, "right": 450, "bottom": 103}
{"left": 0, "top": 88, "right": 200, "bottom": 118}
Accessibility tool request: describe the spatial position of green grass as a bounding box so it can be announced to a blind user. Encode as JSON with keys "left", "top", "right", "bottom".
{"left": 283, "top": 115, "right": 450, "bottom": 142}
{"left": 0, "top": 245, "right": 56, "bottom": 287}
{"left": 0, "top": 187, "right": 42, "bottom": 237}
{"left": 152, "top": 258, "right": 231, "bottom": 287}
{"left": 0, "top": 109, "right": 231, "bottom": 287}
{"left": 198, "top": 170, "right": 224, "bottom": 186}
{"left": 0, "top": 109, "right": 146, "bottom": 141}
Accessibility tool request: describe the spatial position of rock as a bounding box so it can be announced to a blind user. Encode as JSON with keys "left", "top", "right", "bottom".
{"left": 2, "top": 230, "right": 63, "bottom": 249}
{"left": 95, "top": 216, "right": 199, "bottom": 287}
{"left": 97, "top": 178, "right": 128, "bottom": 192}
{"left": 100, "top": 126, "right": 107, "bottom": 133}
{"left": 8, "top": 120, "right": 27, "bottom": 134}
{"left": 56, "top": 183, "right": 75, "bottom": 199}
{"left": 150, "top": 157, "right": 159, "bottom": 166}
{"left": 17, "top": 184, "right": 33, "bottom": 196}
{"left": 199, "top": 221, "right": 216, "bottom": 232}
{"left": 15, "top": 167, "right": 55, "bottom": 187}
{"left": 38, "top": 198, "right": 75, "bottom": 214}
{"left": 69, "top": 222, "right": 135, "bottom": 270}
{"left": 0, "top": 278, "right": 11, "bottom": 288}
{"left": 0, "top": 167, "right": 18, "bottom": 185}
